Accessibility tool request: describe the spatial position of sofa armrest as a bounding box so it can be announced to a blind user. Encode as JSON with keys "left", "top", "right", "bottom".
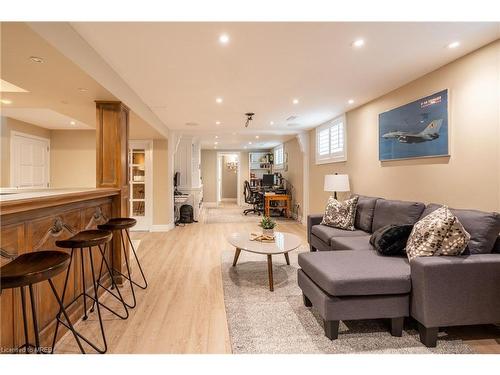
{"left": 307, "top": 214, "right": 323, "bottom": 244}
{"left": 410, "top": 255, "right": 500, "bottom": 328}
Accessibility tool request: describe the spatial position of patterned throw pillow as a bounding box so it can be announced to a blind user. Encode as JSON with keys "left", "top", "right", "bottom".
{"left": 406, "top": 206, "right": 470, "bottom": 261}
{"left": 321, "top": 196, "right": 359, "bottom": 231}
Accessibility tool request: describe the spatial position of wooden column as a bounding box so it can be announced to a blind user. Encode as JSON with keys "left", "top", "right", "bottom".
{"left": 95, "top": 101, "right": 130, "bottom": 281}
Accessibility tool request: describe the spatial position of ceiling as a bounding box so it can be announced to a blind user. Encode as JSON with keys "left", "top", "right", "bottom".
{"left": 71, "top": 22, "right": 500, "bottom": 149}
{"left": 0, "top": 22, "right": 165, "bottom": 138}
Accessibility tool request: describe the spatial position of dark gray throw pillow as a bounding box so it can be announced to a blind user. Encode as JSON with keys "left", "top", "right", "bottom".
{"left": 369, "top": 224, "right": 414, "bottom": 256}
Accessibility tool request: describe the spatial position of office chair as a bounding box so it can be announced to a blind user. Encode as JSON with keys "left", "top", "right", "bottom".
{"left": 243, "top": 180, "right": 263, "bottom": 215}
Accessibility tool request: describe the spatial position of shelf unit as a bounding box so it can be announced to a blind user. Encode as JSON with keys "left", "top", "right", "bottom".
{"left": 248, "top": 151, "right": 272, "bottom": 188}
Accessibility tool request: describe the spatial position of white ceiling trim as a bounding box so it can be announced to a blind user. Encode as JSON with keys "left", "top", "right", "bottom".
{"left": 27, "top": 22, "right": 169, "bottom": 138}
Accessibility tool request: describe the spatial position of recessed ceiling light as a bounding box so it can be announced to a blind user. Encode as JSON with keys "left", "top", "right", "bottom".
{"left": 255, "top": 135, "right": 260, "bottom": 139}
{"left": 348, "top": 99, "right": 354, "bottom": 104}
{"left": 448, "top": 41, "right": 460, "bottom": 49}
{"left": 219, "top": 34, "right": 230, "bottom": 45}
{"left": 215, "top": 121, "right": 221, "bottom": 125}
{"left": 77, "top": 87, "right": 88, "bottom": 92}
{"left": 269, "top": 121, "right": 274, "bottom": 125}
{"left": 214, "top": 146, "right": 217, "bottom": 149}
{"left": 214, "top": 142, "right": 218, "bottom": 145}
{"left": 70, "top": 121, "right": 76, "bottom": 125}
{"left": 30, "top": 56, "right": 44, "bottom": 63}
{"left": 292, "top": 99, "right": 299, "bottom": 105}
{"left": 248, "top": 142, "right": 252, "bottom": 145}
{"left": 0, "top": 99, "right": 13, "bottom": 104}
{"left": 215, "top": 135, "right": 219, "bottom": 139}
{"left": 216, "top": 97, "right": 223, "bottom": 104}
{"left": 352, "top": 39, "right": 365, "bottom": 48}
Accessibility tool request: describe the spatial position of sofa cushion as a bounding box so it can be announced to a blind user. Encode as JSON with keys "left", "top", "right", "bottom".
{"left": 298, "top": 250, "right": 411, "bottom": 296}
{"left": 353, "top": 195, "right": 379, "bottom": 232}
{"left": 421, "top": 204, "right": 500, "bottom": 255}
{"left": 372, "top": 199, "right": 425, "bottom": 232}
{"left": 406, "top": 206, "right": 470, "bottom": 261}
{"left": 311, "top": 225, "right": 369, "bottom": 245}
{"left": 370, "top": 224, "right": 414, "bottom": 256}
{"left": 330, "top": 235, "right": 374, "bottom": 251}
{"left": 321, "top": 196, "right": 359, "bottom": 230}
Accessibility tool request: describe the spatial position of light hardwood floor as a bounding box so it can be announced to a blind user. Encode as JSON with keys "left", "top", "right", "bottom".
{"left": 56, "top": 205, "right": 500, "bottom": 354}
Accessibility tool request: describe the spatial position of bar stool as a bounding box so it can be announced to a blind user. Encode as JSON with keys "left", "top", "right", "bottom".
{"left": 51, "top": 229, "right": 128, "bottom": 354}
{"left": 97, "top": 218, "right": 147, "bottom": 309}
{"left": 0, "top": 251, "right": 84, "bottom": 354}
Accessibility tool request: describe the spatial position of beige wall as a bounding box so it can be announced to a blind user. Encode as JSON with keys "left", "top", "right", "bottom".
{"left": 50, "top": 130, "right": 96, "bottom": 188}
{"left": 221, "top": 155, "right": 237, "bottom": 199}
{"left": 309, "top": 40, "right": 500, "bottom": 214}
{"left": 280, "top": 137, "right": 304, "bottom": 220}
{"left": 1, "top": 117, "right": 51, "bottom": 187}
{"left": 152, "top": 139, "right": 170, "bottom": 225}
{"left": 201, "top": 150, "right": 217, "bottom": 202}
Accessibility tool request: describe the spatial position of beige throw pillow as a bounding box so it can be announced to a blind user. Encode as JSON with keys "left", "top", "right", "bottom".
{"left": 321, "top": 196, "right": 358, "bottom": 231}
{"left": 406, "top": 205, "right": 470, "bottom": 261}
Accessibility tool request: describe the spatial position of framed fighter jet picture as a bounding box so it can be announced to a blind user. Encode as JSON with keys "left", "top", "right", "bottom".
{"left": 378, "top": 89, "right": 449, "bottom": 161}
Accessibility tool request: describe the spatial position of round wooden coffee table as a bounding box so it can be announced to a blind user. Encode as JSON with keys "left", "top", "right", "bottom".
{"left": 227, "top": 231, "right": 302, "bottom": 291}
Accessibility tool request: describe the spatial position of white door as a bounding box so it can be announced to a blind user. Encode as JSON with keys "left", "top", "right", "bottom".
{"left": 129, "top": 141, "right": 153, "bottom": 231}
{"left": 11, "top": 132, "right": 50, "bottom": 188}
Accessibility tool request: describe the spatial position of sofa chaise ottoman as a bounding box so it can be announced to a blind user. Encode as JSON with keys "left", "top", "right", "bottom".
{"left": 298, "top": 250, "right": 411, "bottom": 338}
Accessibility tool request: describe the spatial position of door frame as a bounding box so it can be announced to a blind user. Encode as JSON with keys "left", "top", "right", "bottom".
{"left": 216, "top": 152, "right": 241, "bottom": 207}
{"left": 129, "top": 140, "right": 153, "bottom": 231}
{"left": 10, "top": 130, "right": 50, "bottom": 188}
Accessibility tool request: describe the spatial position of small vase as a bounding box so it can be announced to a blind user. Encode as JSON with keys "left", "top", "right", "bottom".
{"left": 262, "top": 228, "right": 274, "bottom": 236}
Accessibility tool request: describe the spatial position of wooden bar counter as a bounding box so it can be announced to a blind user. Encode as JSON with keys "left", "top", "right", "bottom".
{"left": 0, "top": 188, "right": 121, "bottom": 352}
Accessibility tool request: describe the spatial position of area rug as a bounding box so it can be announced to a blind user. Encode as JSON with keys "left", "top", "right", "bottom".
{"left": 204, "top": 206, "right": 292, "bottom": 224}
{"left": 221, "top": 247, "right": 475, "bottom": 354}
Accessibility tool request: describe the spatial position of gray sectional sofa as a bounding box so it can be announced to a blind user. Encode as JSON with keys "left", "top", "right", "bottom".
{"left": 299, "top": 195, "right": 500, "bottom": 347}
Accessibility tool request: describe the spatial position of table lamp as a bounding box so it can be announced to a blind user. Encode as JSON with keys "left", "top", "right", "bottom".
{"left": 324, "top": 173, "right": 350, "bottom": 200}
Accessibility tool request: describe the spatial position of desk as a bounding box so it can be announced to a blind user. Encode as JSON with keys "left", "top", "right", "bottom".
{"left": 262, "top": 193, "right": 292, "bottom": 218}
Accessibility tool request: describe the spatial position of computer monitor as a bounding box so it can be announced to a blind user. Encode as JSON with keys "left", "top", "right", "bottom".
{"left": 262, "top": 174, "right": 275, "bottom": 187}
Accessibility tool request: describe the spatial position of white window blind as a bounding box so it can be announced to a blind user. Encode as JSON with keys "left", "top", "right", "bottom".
{"left": 274, "top": 145, "right": 284, "bottom": 168}
{"left": 315, "top": 115, "right": 347, "bottom": 164}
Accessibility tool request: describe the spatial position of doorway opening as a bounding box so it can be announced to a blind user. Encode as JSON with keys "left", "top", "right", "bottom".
{"left": 216, "top": 152, "right": 241, "bottom": 207}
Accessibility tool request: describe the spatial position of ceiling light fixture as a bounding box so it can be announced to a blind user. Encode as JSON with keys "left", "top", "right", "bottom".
{"left": 214, "top": 142, "right": 218, "bottom": 145}
{"left": 244, "top": 112, "right": 255, "bottom": 128}
{"left": 0, "top": 99, "right": 13, "bottom": 105}
{"left": 215, "top": 121, "right": 221, "bottom": 125}
{"left": 348, "top": 99, "right": 355, "bottom": 104}
{"left": 77, "top": 87, "right": 88, "bottom": 92}
{"left": 352, "top": 39, "right": 365, "bottom": 48}
{"left": 215, "top": 135, "right": 219, "bottom": 139}
{"left": 255, "top": 135, "right": 260, "bottom": 139}
{"left": 30, "top": 56, "right": 45, "bottom": 63}
{"left": 216, "top": 97, "right": 223, "bottom": 104}
{"left": 70, "top": 121, "right": 76, "bottom": 125}
{"left": 219, "top": 34, "right": 230, "bottom": 45}
{"left": 270, "top": 121, "right": 274, "bottom": 125}
{"left": 292, "top": 99, "right": 299, "bottom": 105}
{"left": 248, "top": 142, "right": 252, "bottom": 145}
{"left": 448, "top": 41, "right": 460, "bottom": 49}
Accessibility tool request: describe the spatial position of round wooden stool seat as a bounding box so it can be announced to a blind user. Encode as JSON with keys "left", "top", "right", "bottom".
{"left": 98, "top": 217, "right": 137, "bottom": 231}
{"left": 0, "top": 251, "right": 70, "bottom": 290}
{"left": 55, "top": 229, "right": 112, "bottom": 249}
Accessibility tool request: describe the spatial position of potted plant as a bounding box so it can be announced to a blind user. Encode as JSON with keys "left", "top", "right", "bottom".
{"left": 259, "top": 216, "right": 276, "bottom": 236}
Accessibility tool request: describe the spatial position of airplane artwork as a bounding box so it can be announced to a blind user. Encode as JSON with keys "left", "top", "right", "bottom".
{"left": 382, "top": 119, "right": 443, "bottom": 144}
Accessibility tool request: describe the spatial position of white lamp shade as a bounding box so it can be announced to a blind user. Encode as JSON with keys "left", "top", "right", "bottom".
{"left": 324, "top": 174, "right": 350, "bottom": 192}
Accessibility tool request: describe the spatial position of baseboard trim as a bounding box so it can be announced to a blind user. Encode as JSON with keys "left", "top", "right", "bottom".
{"left": 150, "top": 223, "right": 175, "bottom": 232}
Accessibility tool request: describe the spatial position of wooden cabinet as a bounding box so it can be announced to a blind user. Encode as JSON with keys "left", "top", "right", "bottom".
{"left": 0, "top": 190, "right": 119, "bottom": 351}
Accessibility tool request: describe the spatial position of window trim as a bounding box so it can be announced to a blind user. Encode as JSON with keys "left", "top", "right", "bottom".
{"left": 273, "top": 144, "right": 284, "bottom": 170}
{"left": 315, "top": 114, "right": 347, "bottom": 165}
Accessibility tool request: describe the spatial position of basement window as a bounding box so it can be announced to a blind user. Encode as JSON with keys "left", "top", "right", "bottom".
{"left": 315, "top": 114, "right": 347, "bottom": 164}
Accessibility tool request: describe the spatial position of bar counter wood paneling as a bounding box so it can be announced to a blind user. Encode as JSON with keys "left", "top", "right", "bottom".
{"left": 0, "top": 188, "right": 120, "bottom": 352}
